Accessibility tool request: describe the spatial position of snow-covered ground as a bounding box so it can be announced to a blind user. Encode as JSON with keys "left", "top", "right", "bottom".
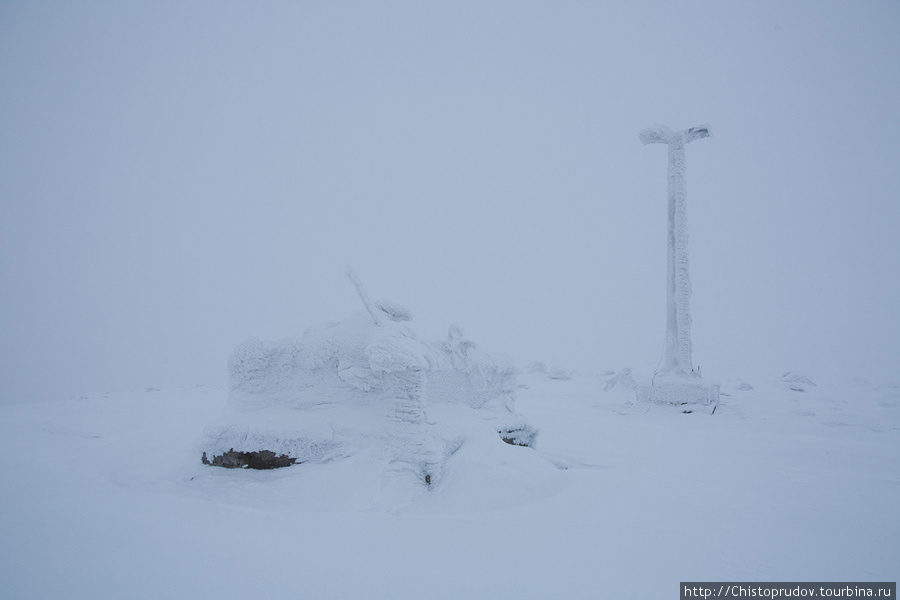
{"left": 1, "top": 366, "right": 897, "bottom": 599}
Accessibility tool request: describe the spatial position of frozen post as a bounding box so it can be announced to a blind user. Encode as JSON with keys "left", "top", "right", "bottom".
{"left": 636, "top": 125, "right": 720, "bottom": 407}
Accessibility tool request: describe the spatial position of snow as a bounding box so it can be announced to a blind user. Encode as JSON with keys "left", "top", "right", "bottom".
{"left": 1, "top": 366, "right": 897, "bottom": 599}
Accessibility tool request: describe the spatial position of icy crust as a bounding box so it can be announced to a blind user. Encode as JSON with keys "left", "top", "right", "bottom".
{"left": 200, "top": 310, "right": 532, "bottom": 484}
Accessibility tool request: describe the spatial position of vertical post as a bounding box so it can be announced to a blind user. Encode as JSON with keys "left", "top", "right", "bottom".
{"left": 639, "top": 125, "right": 710, "bottom": 376}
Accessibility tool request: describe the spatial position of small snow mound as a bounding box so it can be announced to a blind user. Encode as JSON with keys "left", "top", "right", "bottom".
{"left": 547, "top": 366, "right": 572, "bottom": 380}
{"left": 499, "top": 425, "right": 537, "bottom": 448}
{"left": 525, "top": 361, "right": 547, "bottom": 375}
{"left": 781, "top": 371, "right": 816, "bottom": 392}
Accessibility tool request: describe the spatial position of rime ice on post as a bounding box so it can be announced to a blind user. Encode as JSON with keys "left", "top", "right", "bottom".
{"left": 639, "top": 125, "right": 707, "bottom": 375}
{"left": 637, "top": 125, "right": 720, "bottom": 407}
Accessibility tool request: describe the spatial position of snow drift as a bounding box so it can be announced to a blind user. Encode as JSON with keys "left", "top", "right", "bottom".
{"left": 200, "top": 276, "right": 535, "bottom": 485}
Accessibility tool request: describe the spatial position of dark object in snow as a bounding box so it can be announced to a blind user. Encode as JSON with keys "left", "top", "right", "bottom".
{"left": 202, "top": 449, "right": 298, "bottom": 469}
{"left": 499, "top": 427, "right": 536, "bottom": 447}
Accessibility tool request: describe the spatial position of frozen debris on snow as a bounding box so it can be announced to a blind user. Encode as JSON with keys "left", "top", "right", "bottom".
{"left": 547, "top": 366, "right": 572, "bottom": 380}
{"left": 498, "top": 419, "right": 538, "bottom": 447}
{"left": 200, "top": 275, "right": 535, "bottom": 485}
{"left": 781, "top": 371, "right": 816, "bottom": 392}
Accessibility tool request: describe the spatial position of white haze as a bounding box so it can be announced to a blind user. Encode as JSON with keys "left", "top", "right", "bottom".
{"left": 1, "top": 1, "right": 898, "bottom": 403}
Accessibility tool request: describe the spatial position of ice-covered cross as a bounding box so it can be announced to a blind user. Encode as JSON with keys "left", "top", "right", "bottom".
{"left": 639, "top": 124, "right": 710, "bottom": 376}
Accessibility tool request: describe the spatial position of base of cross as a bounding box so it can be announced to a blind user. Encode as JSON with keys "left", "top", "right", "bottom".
{"left": 636, "top": 371, "right": 720, "bottom": 407}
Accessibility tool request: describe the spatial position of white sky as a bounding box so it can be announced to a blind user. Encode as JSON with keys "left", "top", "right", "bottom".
{"left": 2, "top": 1, "right": 898, "bottom": 402}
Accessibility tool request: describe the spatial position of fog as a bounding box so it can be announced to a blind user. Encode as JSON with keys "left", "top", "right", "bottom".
{"left": 2, "top": 1, "right": 898, "bottom": 403}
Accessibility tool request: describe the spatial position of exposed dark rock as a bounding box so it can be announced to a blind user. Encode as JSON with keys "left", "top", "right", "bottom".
{"left": 499, "top": 427, "right": 536, "bottom": 447}
{"left": 202, "top": 449, "right": 298, "bottom": 469}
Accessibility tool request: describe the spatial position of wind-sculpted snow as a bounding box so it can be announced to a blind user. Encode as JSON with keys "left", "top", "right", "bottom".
{"left": 200, "top": 307, "right": 535, "bottom": 485}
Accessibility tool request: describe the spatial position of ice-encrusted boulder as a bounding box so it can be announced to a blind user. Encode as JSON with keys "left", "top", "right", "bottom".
{"left": 199, "top": 291, "right": 535, "bottom": 485}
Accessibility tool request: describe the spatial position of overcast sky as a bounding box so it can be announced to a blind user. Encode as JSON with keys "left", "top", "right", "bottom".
{"left": 2, "top": 1, "right": 898, "bottom": 402}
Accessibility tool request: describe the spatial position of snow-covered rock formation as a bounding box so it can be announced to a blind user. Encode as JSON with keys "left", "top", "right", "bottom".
{"left": 199, "top": 274, "right": 535, "bottom": 485}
